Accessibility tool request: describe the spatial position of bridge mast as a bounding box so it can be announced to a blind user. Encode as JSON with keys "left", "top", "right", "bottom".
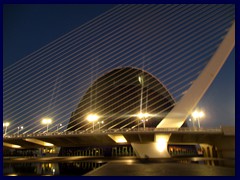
{"left": 157, "top": 21, "right": 235, "bottom": 129}
{"left": 132, "top": 21, "right": 235, "bottom": 158}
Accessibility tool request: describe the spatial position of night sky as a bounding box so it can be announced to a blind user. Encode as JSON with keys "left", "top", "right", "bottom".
{"left": 3, "top": 4, "right": 235, "bottom": 128}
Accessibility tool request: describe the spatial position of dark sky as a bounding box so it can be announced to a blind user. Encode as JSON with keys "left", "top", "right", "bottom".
{"left": 3, "top": 4, "right": 235, "bottom": 128}
{"left": 3, "top": 4, "right": 116, "bottom": 68}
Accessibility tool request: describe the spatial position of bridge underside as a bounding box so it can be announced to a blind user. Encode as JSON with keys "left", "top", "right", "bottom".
{"left": 3, "top": 128, "right": 234, "bottom": 164}
{"left": 3, "top": 132, "right": 231, "bottom": 149}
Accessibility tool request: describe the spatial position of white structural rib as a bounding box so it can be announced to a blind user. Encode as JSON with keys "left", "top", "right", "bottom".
{"left": 157, "top": 21, "right": 235, "bottom": 128}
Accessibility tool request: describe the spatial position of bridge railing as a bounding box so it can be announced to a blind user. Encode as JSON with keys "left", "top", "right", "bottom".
{"left": 3, "top": 127, "right": 223, "bottom": 139}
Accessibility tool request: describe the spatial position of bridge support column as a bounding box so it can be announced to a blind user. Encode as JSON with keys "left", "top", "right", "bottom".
{"left": 131, "top": 134, "right": 171, "bottom": 158}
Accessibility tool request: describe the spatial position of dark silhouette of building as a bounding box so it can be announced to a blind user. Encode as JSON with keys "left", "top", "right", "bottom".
{"left": 68, "top": 67, "right": 175, "bottom": 131}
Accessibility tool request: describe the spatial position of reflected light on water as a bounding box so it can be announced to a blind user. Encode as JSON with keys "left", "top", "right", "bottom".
{"left": 126, "top": 159, "right": 134, "bottom": 165}
{"left": 6, "top": 174, "right": 18, "bottom": 176}
{"left": 4, "top": 161, "right": 106, "bottom": 176}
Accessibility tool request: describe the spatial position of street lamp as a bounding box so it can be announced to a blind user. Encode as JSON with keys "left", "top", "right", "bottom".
{"left": 192, "top": 110, "right": 204, "bottom": 128}
{"left": 188, "top": 118, "right": 194, "bottom": 127}
{"left": 17, "top": 126, "right": 23, "bottom": 135}
{"left": 57, "top": 123, "right": 62, "bottom": 132}
{"left": 41, "top": 118, "right": 52, "bottom": 132}
{"left": 86, "top": 114, "right": 99, "bottom": 130}
{"left": 3, "top": 122, "right": 10, "bottom": 136}
{"left": 137, "top": 112, "right": 149, "bottom": 130}
{"left": 97, "top": 121, "right": 104, "bottom": 130}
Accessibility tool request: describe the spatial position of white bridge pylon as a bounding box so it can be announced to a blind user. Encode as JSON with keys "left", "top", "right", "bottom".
{"left": 132, "top": 21, "right": 235, "bottom": 158}
{"left": 157, "top": 21, "right": 235, "bottom": 129}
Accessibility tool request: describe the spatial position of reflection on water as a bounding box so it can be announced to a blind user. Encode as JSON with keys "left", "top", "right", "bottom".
{"left": 4, "top": 161, "right": 106, "bottom": 176}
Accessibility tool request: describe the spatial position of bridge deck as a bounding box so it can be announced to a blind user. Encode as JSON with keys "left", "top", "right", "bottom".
{"left": 3, "top": 128, "right": 228, "bottom": 149}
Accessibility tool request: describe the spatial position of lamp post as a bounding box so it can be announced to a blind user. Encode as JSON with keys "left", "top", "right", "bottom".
{"left": 57, "top": 123, "right": 62, "bottom": 132}
{"left": 97, "top": 121, "right": 104, "bottom": 130}
{"left": 189, "top": 118, "right": 195, "bottom": 127}
{"left": 138, "top": 75, "right": 144, "bottom": 130}
{"left": 3, "top": 122, "right": 10, "bottom": 136}
{"left": 137, "top": 113, "right": 149, "bottom": 130}
{"left": 192, "top": 110, "right": 204, "bottom": 128}
{"left": 17, "top": 126, "right": 23, "bottom": 135}
{"left": 86, "top": 114, "right": 99, "bottom": 130}
{"left": 41, "top": 118, "right": 52, "bottom": 132}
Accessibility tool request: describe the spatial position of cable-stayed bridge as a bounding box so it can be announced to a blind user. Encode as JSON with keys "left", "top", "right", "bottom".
{"left": 3, "top": 4, "right": 235, "bottom": 160}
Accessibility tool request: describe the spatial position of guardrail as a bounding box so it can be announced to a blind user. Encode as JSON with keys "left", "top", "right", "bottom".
{"left": 3, "top": 127, "right": 223, "bottom": 139}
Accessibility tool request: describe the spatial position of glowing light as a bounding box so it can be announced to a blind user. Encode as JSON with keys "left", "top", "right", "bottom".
{"left": 137, "top": 112, "right": 150, "bottom": 119}
{"left": 3, "top": 122, "right": 10, "bottom": 136}
{"left": 42, "top": 118, "right": 52, "bottom": 124}
{"left": 156, "top": 138, "right": 167, "bottom": 152}
{"left": 12, "top": 145, "right": 22, "bottom": 148}
{"left": 155, "top": 134, "right": 170, "bottom": 153}
{"left": 126, "top": 160, "right": 134, "bottom": 165}
{"left": 115, "top": 137, "right": 127, "bottom": 143}
{"left": 108, "top": 134, "right": 127, "bottom": 143}
{"left": 44, "top": 143, "right": 54, "bottom": 147}
{"left": 86, "top": 114, "right": 99, "bottom": 122}
{"left": 192, "top": 110, "right": 205, "bottom": 128}
{"left": 192, "top": 110, "right": 204, "bottom": 119}
{"left": 24, "top": 138, "right": 54, "bottom": 147}
{"left": 138, "top": 76, "right": 143, "bottom": 84}
{"left": 199, "top": 111, "right": 204, "bottom": 118}
{"left": 3, "top": 142, "right": 22, "bottom": 149}
{"left": 7, "top": 174, "right": 18, "bottom": 176}
{"left": 41, "top": 118, "right": 52, "bottom": 132}
{"left": 3, "top": 122, "right": 10, "bottom": 127}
